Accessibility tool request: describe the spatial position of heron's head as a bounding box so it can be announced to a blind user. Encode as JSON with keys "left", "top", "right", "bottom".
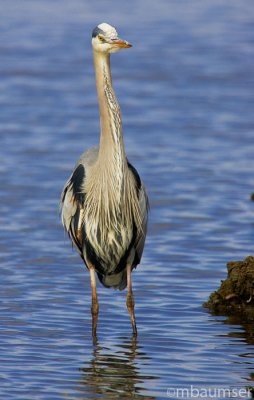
{"left": 92, "top": 23, "right": 132, "bottom": 54}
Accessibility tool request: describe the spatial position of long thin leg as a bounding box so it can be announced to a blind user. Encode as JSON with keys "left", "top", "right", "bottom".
{"left": 90, "top": 268, "right": 99, "bottom": 338}
{"left": 126, "top": 264, "right": 137, "bottom": 336}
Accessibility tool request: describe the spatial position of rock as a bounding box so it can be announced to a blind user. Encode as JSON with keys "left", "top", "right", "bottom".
{"left": 204, "top": 256, "right": 254, "bottom": 321}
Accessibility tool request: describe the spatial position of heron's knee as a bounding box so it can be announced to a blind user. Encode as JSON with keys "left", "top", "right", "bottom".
{"left": 91, "top": 299, "right": 99, "bottom": 316}
{"left": 126, "top": 292, "right": 135, "bottom": 310}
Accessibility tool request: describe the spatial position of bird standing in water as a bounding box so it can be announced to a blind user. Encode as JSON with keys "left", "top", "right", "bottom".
{"left": 60, "top": 23, "right": 148, "bottom": 337}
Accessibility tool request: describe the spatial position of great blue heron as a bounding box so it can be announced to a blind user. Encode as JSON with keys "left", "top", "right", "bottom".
{"left": 60, "top": 23, "right": 149, "bottom": 337}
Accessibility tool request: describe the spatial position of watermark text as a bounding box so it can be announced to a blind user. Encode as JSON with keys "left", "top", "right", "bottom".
{"left": 167, "top": 385, "right": 251, "bottom": 399}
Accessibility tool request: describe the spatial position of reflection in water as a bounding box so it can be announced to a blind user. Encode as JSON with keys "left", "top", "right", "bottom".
{"left": 214, "top": 314, "right": 254, "bottom": 386}
{"left": 226, "top": 318, "right": 254, "bottom": 347}
{"left": 79, "top": 336, "right": 158, "bottom": 399}
{"left": 228, "top": 317, "right": 254, "bottom": 385}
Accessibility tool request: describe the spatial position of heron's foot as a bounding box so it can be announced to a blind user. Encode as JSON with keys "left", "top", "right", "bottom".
{"left": 126, "top": 291, "right": 137, "bottom": 336}
{"left": 91, "top": 299, "right": 99, "bottom": 337}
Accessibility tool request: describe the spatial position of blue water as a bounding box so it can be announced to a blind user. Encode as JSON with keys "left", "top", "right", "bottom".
{"left": 1, "top": 1, "right": 254, "bottom": 399}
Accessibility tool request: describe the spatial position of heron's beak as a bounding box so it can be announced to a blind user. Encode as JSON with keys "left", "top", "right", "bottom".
{"left": 111, "top": 38, "right": 132, "bottom": 48}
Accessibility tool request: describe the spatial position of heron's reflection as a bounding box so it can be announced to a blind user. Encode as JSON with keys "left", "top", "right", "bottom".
{"left": 79, "top": 335, "right": 158, "bottom": 399}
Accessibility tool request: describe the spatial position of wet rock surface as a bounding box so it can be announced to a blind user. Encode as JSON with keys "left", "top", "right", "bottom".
{"left": 204, "top": 256, "right": 254, "bottom": 321}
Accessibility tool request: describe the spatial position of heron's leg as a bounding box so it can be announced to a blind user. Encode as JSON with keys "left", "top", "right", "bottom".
{"left": 126, "top": 264, "right": 137, "bottom": 336}
{"left": 89, "top": 267, "right": 99, "bottom": 338}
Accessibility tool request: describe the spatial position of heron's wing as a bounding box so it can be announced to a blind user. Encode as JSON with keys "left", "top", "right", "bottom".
{"left": 127, "top": 162, "right": 149, "bottom": 266}
{"left": 60, "top": 147, "right": 98, "bottom": 257}
{"left": 60, "top": 164, "right": 86, "bottom": 256}
{"left": 135, "top": 183, "right": 149, "bottom": 264}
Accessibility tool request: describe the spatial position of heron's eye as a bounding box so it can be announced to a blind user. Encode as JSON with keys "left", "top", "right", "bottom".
{"left": 98, "top": 35, "right": 104, "bottom": 42}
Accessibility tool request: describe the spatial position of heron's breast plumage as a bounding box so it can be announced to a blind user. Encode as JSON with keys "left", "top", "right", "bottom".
{"left": 60, "top": 153, "right": 147, "bottom": 280}
{"left": 83, "top": 196, "right": 135, "bottom": 274}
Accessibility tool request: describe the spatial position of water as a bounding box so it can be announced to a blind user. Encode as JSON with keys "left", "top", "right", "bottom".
{"left": 1, "top": 1, "right": 254, "bottom": 399}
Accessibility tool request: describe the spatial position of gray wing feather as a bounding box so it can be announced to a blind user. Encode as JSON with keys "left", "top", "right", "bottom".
{"left": 61, "top": 182, "right": 78, "bottom": 232}
{"left": 60, "top": 147, "right": 98, "bottom": 252}
{"left": 127, "top": 161, "right": 149, "bottom": 266}
{"left": 135, "top": 183, "right": 149, "bottom": 264}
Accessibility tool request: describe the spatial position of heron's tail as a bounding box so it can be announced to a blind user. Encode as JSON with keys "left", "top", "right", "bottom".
{"left": 97, "top": 269, "right": 127, "bottom": 290}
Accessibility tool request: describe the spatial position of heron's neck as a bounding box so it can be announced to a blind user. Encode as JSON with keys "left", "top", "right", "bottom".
{"left": 93, "top": 51, "right": 126, "bottom": 164}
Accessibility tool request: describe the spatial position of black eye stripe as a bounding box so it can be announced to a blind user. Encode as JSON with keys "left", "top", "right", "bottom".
{"left": 92, "top": 26, "right": 104, "bottom": 38}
